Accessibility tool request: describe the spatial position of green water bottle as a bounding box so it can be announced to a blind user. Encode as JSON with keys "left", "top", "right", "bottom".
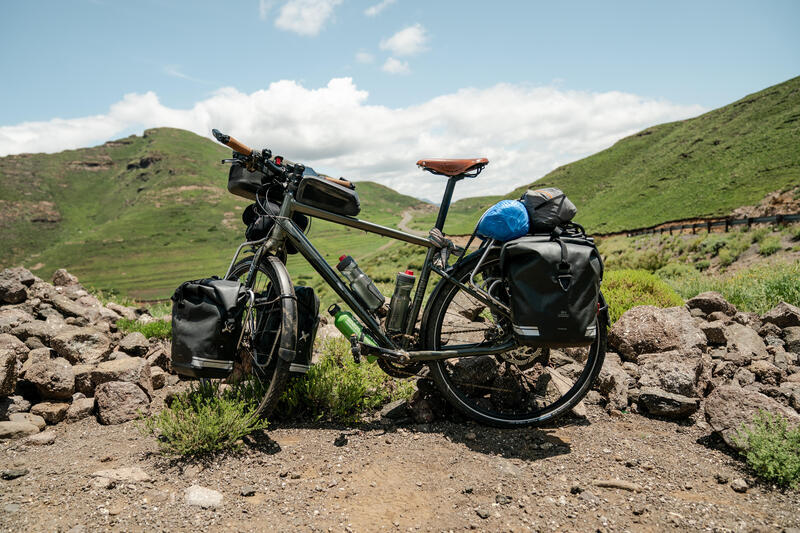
{"left": 328, "top": 304, "right": 377, "bottom": 363}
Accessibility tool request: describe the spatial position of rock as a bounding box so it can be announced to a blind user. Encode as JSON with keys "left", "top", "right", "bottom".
{"left": 184, "top": 485, "right": 223, "bottom": 509}
{"left": 75, "top": 357, "right": 152, "bottom": 398}
{"left": 19, "top": 347, "right": 51, "bottom": 376}
{"left": 733, "top": 367, "right": 755, "bottom": 387}
{"left": 8, "top": 412, "right": 46, "bottom": 431}
{"left": 783, "top": 327, "right": 800, "bottom": 355}
{"left": 52, "top": 269, "right": 79, "bottom": 287}
{"left": 65, "top": 397, "right": 95, "bottom": 422}
{"left": 758, "top": 322, "right": 783, "bottom": 338}
{"left": 475, "top": 508, "right": 490, "bottom": 519}
{"left": 24, "top": 337, "right": 45, "bottom": 350}
{"left": 25, "top": 430, "right": 56, "bottom": 445}
{"left": 23, "top": 357, "right": 75, "bottom": 400}
{"left": 408, "top": 391, "right": 435, "bottom": 424}
{"left": 118, "top": 332, "right": 149, "bottom": 356}
{"left": 91, "top": 467, "right": 151, "bottom": 483}
{"left": 608, "top": 306, "right": 705, "bottom": 362}
{"left": 733, "top": 311, "right": 760, "bottom": 329}
{"left": 379, "top": 398, "right": 408, "bottom": 420}
{"left": 704, "top": 384, "right": 800, "bottom": 450}
{"left": 95, "top": 381, "right": 150, "bottom": 425}
{"left": 10, "top": 320, "right": 67, "bottom": 345}
{"left": 686, "top": 292, "right": 737, "bottom": 316}
{"left": 333, "top": 433, "right": 348, "bottom": 447}
{"left": 150, "top": 366, "right": 166, "bottom": 390}
{"left": 730, "top": 478, "right": 748, "bottom": 493}
{"left": 30, "top": 401, "right": 70, "bottom": 424}
{"left": 724, "top": 323, "right": 769, "bottom": 363}
{"left": 106, "top": 302, "right": 137, "bottom": 321}
{"left": 591, "top": 479, "right": 643, "bottom": 492}
{"left": 0, "top": 395, "right": 31, "bottom": 418}
{"left": 51, "top": 328, "right": 112, "bottom": 364}
{"left": 748, "top": 359, "right": 782, "bottom": 385}
{"left": 762, "top": 302, "right": 800, "bottom": 329}
{"left": 700, "top": 321, "right": 727, "bottom": 345}
{"left": 1, "top": 467, "right": 29, "bottom": 479}
{"left": 45, "top": 292, "right": 93, "bottom": 321}
{"left": 0, "top": 308, "right": 35, "bottom": 334}
{"left": 240, "top": 486, "right": 256, "bottom": 497}
{"left": 773, "top": 349, "right": 791, "bottom": 371}
{"left": 595, "top": 354, "right": 632, "bottom": 411}
{"left": 637, "top": 387, "right": 700, "bottom": 418}
{"left": 708, "top": 311, "right": 729, "bottom": 322}
{"left": 637, "top": 350, "right": 703, "bottom": 397}
{"left": 0, "top": 349, "right": 16, "bottom": 396}
{"left": 146, "top": 347, "right": 170, "bottom": 372}
{"left": 0, "top": 269, "right": 28, "bottom": 304}
{"left": 689, "top": 307, "right": 705, "bottom": 318}
{"left": 0, "top": 421, "right": 40, "bottom": 439}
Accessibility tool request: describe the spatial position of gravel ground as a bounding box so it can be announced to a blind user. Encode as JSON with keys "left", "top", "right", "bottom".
{"left": 1, "top": 384, "right": 799, "bottom": 532}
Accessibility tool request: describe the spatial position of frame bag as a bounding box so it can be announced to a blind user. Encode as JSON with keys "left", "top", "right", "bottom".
{"left": 501, "top": 230, "right": 603, "bottom": 348}
{"left": 171, "top": 278, "right": 249, "bottom": 378}
{"left": 296, "top": 175, "right": 361, "bottom": 217}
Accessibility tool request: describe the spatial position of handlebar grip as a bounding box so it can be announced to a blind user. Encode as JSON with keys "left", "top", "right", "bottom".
{"left": 324, "top": 176, "right": 355, "bottom": 189}
{"left": 212, "top": 128, "right": 253, "bottom": 156}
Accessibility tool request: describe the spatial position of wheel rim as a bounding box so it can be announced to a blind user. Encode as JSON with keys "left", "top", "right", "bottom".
{"left": 429, "top": 256, "right": 602, "bottom": 424}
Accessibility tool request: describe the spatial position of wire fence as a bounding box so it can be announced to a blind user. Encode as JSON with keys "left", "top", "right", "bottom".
{"left": 623, "top": 212, "right": 800, "bottom": 237}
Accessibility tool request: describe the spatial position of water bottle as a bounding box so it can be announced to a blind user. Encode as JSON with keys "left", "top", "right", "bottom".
{"left": 336, "top": 255, "right": 385, "bottom": 311}
{"left": 386, "top": 270, "right": 415, "bottom": 333}
{"left": 328, "top": 304, "right": 377, "bottom": 362}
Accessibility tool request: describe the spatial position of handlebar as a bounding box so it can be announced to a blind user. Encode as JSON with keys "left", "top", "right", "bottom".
{"left": 212, "top": 128, "right": 253, "bottom": 156}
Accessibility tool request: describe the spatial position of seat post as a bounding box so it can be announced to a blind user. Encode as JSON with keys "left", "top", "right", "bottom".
{"left": 434, "top": 175, "right": 461, "bottom": 231}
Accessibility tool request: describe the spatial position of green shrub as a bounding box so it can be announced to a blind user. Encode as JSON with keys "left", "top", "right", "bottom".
{"left": 655, "top": 263, "right": 699, "bottom": 279}
{"left": 759, "top": 236, "right": 782, "bottom": 256}
{"left": 695, "top": 259, "right": 711, "bottom": 271}
{"left": 750, "top": 226, "right": 770, "bottom": 244}
{"left": 279, "top": 337, "right": 415, "bottom": 422}
{"left": 789, "top": 225, "right": 800, "bottom": 242}
{"left": 734, "top": 411, "right": 800, "bottom": 489}
{"left": 142, "top": 380, "right": 269, "bottom": 456}
{"left": 603, "top": 270, "right": 684, "bottom": 324}
{"left": 117, "top": 318, "right": 171, "bottom": 340}
{"left": 698, "top": 233, "right": 729, "bottom": 256}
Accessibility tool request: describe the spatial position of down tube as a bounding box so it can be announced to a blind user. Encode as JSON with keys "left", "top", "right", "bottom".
{"left": 280, "top": 220, "right": 398, "bottom": 350}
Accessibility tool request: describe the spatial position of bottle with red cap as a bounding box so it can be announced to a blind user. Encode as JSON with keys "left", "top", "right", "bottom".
{"left": 386, "top": 270, "right": 416, "bottom": 333}
{"left": 336, "top": 255, "right": 385, "bottom": 311}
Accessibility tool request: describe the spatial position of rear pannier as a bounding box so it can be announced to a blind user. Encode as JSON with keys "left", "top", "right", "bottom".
{"left": 521, "top": 188, "right": 577, "bottom": 232}
{"left": 296, "top": 175, "right": 361, "bottom": 217}
{"left": 171, "top": 278, "right": 249, "bottom": 378}
{"left": 501, "top": 232, "right": 603, "bottom": 348}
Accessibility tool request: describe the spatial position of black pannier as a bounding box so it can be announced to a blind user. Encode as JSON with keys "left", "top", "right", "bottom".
{"left": 242, "top": 202, "right": 309, "bottom": 254}
{"left": 228, "top": 164, "right": 268, "bottom": 201}
{"left": 296, "top": 175, "right": 361, "bottom": 217}
{"left": 501, "top": 232, "right": 603, "bottom": 348}
{"left": 521, "top": 188, "right": 577, "bottom": 233}
{"left": 291, "top": 286, "right": 320, "bottom": 373}
{"left": 171, "top": 278, "right": 249, "bottom": 378}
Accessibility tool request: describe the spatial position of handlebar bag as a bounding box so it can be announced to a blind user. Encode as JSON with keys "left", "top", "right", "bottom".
{"left": 242, "top": 202, "right": 309, "bottom": 254}
{"left": 228, "top": 164, "right": 268, "bottom": 201}
{"left": 296, "top": 175, "right": 361, "bottom": 217}
{"left": 500, "top": 231, "right": 603, "bottom": 348}
{"left": 521, "top": 188, "right": 577, "bottom": 233}
{"left": 171, "top": 278, "right": 248, "bottom": 379}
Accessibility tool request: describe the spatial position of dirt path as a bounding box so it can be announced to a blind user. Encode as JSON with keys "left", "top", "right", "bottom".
{"left": 2, "top": 385, "right": 798, "bottom": 532}
{"left": 397, "top": 210, "right": 427, "bottom": 237}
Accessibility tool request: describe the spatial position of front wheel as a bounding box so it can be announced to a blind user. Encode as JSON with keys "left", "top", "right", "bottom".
{"left": 422, "top": 249, "right": 606, "bottom": 427}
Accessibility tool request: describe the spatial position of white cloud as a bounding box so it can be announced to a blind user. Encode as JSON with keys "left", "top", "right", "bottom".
{"left": 258, "top": 0, "right": 274, "bottom": 20}
{"left": 380, "top": 23, "right": 427, "bottom": 56}
{"left": 355, "top": 51, "right": 374, "bottom": 64}
{"left": 364, "top": 0, "right": 395, "bottom": 17}
{"left": 381, "top": 57, "right": 410, "bottom": 74}
{"left": 274, "top": 0, "right": 342, "bottom": 36}
{"left": 0, "top": 79, "right": 705, "bottom": 201}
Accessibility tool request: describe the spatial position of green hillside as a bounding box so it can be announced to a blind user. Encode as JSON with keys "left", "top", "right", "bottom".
{"left": 410, "top": 75, "right": 800, "bottom": 234}
{"left": 0, "top": 128, "right": 425, "bottom": 299}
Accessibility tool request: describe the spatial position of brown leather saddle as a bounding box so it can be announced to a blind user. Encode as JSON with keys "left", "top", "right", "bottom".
{"left": 416, "top": 158, "right": 489, "bottom": 177}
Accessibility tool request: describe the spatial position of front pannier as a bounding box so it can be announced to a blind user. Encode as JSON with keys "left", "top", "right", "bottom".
{"left": 296, "top": 175, "right": 361, "bottom": 217}
{"left": 521, "top": 188, "right": 577, "bottom": 232}
{"left": 291, "top": 286, "right": 320, "bottom": 373}
{"left": 171, "top": 278, "right": 249, "bottom": 378}
{"left": 501, "top": 233, "right": 603, "bottom": 348}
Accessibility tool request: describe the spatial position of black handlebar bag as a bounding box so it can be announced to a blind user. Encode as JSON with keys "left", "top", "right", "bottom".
{"left": 171, "top": 278, "right": 249, "bottom": 379}
{"left": 501, "top": 233, "right": 603, "bottom": 348}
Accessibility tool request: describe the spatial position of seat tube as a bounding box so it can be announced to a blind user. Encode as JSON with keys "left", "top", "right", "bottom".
{"left": 434, "top": 176, "right": 460, "bottom": 231}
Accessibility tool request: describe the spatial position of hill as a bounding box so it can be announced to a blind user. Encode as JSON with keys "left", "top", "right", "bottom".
{"left": 409, "top": 76, "right": 800, "bottom": 234}
{"left": 0, "top": 128, "right": 425, "bottom": 299}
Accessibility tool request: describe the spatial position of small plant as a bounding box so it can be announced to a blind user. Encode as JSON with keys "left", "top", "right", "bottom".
{"left": 603, "top": 269, "right": 684, "bottom": 323}
{"left": 759, "top": 236, "right": 782, "bottom": 256}
{"left": 117, "top": 318, "right": 171, "bottom": 339}
{"left": 750, "top": 226, "right": 770, "bottom": 244}
{"left": 734, "top": 411, "right": 800, "bottom": 489}
{"left": 141, "top": 380, "right": 268, "bottom": 456}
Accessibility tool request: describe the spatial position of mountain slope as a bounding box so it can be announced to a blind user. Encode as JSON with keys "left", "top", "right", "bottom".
{"left": 410, "top": 76, "right": 800, "bottom": 234}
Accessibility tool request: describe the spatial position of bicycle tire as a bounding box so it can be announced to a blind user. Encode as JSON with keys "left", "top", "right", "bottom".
{"left": 226, "top": 256, "right": 294, "bottom": 418}
{"left": 422, "top": 248, "right": 606, "bottom": 428}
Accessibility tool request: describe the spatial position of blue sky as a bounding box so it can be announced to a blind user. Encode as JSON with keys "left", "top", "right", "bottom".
{"left": 1, "top": 0, "right": 798, "bottom": 199}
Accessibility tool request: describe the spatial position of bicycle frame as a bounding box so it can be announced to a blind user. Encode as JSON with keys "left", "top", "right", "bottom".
{"left": 225, "top": 176, "right": 513, "bottom": 362}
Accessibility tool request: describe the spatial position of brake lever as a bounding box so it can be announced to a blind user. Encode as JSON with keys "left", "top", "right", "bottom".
{"left": 221, "top": 158, "right": 240, "bottom": 164}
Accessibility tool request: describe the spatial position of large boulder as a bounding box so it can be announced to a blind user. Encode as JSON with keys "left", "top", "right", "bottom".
{"left": 724, "top": 323, "right": 769, "bottom": 364}
{"left": 22, "top": 357, "right": 75, "bottom": 400}
{"left": 11, "top": 320, "right": 69, "bottom": 344}
{"left": 686, "top": 292, "right": 737, "bottom": 317}
{"left": 762, "top": 302, "right": 800, "bottom": 329}
{"left": 594, "top": 353, "right": 632, "bottom": 411}
{"left": 118, "top": 332, "right": 149, "bottom": 357}
{"left": 636, "top": 350, "right": 703, "bottom": 397}
{"left": 637, "top": 387, "right": 700, "bottom": 418}
{"left": 75, "top": 357, "right": 152, "bottom": 398}
{"left": 30, "top": 401, "right": 70, "bottom": 424}
{"left": 0, "top": 308, "right": 35, "bottom": 334}
{"left": 0, "top": 268, "right": 30, "bottom": 304}
{"left": 45, "top": 293, "right": 93, "bottom": 322}
{"left": 0, "top": 420, "right": 40, "bottom": 440}
{"left": 65, "top": 397, "right": 95, "bottom": 422}
{"left": 50, "top": 327, "right": 112, "bottom": 364}
{"left": 608, "top": 306, "right": 706, "bottom": 362}
{"left": 95, "top": 381, "right": 150, "bottom": 425}
{"left": 704, "top": 384, "right": 800, "bottom": 450}
{"left": 0, "top": 349, "right": 17, "bottom": 396}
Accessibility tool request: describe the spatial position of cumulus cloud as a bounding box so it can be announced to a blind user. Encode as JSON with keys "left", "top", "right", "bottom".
{"left": 364, "top": 0, "right": 396, "bottom": 17}
{"left": 380, "top": 23, "right": 428, "bottom": 56}
{"left": 0, "top": 79, "right": 704, "bottom": 200}
{"left": 355, "top": 51, "right": 374, "bottom": 64}
{"left": 274, "top": 0, "right": 342, "bottom": 36}
{"left": 381, "top": 57, "right": 410, "bottom": 74}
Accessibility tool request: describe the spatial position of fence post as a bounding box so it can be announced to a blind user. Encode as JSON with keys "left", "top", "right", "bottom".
{"left": 707, "top": 220, "right": 712, "bottom": 233}
{"left": 747, "top": 217, "right": 752, "bottom": 229}
{"left": 692, "top": 223, "right": 696, "bottom": 234}
{"left": 724, "top": 218, "right": 729, "bottom": 232}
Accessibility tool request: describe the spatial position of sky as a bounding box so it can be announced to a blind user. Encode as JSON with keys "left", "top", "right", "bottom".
{"left": 0, "top": 0, "right": 798, "bottom": 201}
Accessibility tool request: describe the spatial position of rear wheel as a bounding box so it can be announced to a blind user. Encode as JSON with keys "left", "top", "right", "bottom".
{"left": 423, "top": 249, "right": 606, "bottom": 427}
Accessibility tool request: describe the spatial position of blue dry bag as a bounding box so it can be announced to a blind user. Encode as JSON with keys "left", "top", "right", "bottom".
{"left": 475, "top": 200, "right": 530, "bottom": 241}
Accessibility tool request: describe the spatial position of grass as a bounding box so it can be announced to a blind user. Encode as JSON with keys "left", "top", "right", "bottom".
{"left": 141, "top": 379, "right": 269, "bottom": 456}
{"left": 735, "top": 411, "right": 800, "bottom": 489}
{"left": 117, "top": 318, "right": 172, "bottom": 340}
{"left": 759, "top": 236, "right": 782, "bottom": 256}
{"left": 278, "top": 336, "right": 416, "bottom": 423}
{"left": 603, "top": 270, "right": 684, "bottom": 323}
